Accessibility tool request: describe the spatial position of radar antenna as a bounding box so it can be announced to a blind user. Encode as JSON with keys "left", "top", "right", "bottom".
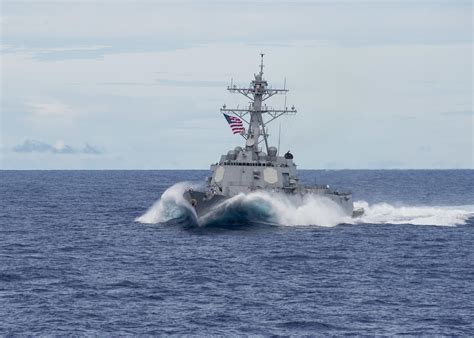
{"left": 221, "top": 55, "right": 297, "bottom": 154}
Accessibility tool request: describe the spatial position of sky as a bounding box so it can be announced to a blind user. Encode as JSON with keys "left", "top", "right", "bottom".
{"left": 1, "top": 0, "right": 472, "bottom": 169}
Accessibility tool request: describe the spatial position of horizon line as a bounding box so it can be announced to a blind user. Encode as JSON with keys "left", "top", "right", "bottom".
{"left": 1, "top": 168, "right": 473, "bottom": 171}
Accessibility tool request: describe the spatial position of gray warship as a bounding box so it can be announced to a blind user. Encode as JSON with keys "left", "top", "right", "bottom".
{"left": 184, "top": 54, "right": 364, "bottom": 222}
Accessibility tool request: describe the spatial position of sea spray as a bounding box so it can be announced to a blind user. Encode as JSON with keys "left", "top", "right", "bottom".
{"left": 135, "top": 182, "right": 198, "bottom": 224}
{"left": 353, "top": 201, "right": 474, "bottom": 226}
{"left": 137, "top": 186, "right": 350, "bottom": 227}
{"left": 136, "top": 182, "right": 473, "bottom": 227}
{"left": 203, "top": 191, "right": 350, "bottom": 227}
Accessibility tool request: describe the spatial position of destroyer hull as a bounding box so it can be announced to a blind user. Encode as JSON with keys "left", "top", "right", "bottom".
{"left": 183, "top": 190, "right": 228, "bottom": 220}
{"left": 183, "top": 189, "right": 363, "bottom": 221}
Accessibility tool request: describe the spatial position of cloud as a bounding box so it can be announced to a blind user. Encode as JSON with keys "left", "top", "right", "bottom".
{"left": 1, "top": 44, "right": 110, "bottom": 61}
{"left": 83, "top": 143, "right": 102, "bottom": 154}
{"left": 27, "top": 101, "right": 73, "bottom": 118}
{"left": 2, "top": 1, "right": 471, "bottom": 63}
{"left": 441, "top": 110, "right": 474, "bottom": 117}
{"left": 24, "top": 101, "right": 79, "bottom": 127}
{"left": 13, "top": 139, "right": 103, "bottom": 155}
{"left": 157, "top": 79, "right": 228, "bottom": 88}
{"left": 23, "top": 100, "right": 85, "bottom": 127}
{"left": 33, "top": 47, "right": 108, "bottom": 62}
{"left": 13, "top": 140, "right": 53, "bottom": 153}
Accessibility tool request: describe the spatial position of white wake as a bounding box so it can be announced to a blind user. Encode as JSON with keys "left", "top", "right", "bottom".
{"left": 353, "top": 201, "right": 474, "bottom": 227}
{"left": 135, "top": 183, "right": 474, "bottom": 227}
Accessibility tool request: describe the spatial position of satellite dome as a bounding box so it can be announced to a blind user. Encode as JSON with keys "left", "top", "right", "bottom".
{"left": 268, "top": 146, "right": 278, "bottom": 157}
{"left": 234, "top": 146, "right": 243, "bottom": 153}
{"left": 227, "top": 150, "right": 237, "bottom": 160}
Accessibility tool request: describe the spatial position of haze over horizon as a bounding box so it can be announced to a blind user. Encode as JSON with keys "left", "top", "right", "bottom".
{"left": 1, "top": 0, "right": 472, "bottom": 169}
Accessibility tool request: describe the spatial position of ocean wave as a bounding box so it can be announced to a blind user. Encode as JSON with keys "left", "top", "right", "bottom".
{"left": 134, "top": 182, "right": 197, "bottom": 224}
{"left": 201, "top": 191, "right": 348, "bottom": 227}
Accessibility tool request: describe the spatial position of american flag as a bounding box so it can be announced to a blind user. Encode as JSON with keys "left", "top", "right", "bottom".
{"left": 223, "top": 113, "right": 245, "bottom": 134}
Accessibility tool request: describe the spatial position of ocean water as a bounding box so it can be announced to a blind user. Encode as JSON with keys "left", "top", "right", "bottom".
{"left": 1, "top": 170, "right": 473, "bottom": 335}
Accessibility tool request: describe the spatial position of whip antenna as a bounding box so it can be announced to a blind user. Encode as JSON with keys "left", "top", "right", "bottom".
{"left": 277, "top": 122, "right": 281, "bottom": 156}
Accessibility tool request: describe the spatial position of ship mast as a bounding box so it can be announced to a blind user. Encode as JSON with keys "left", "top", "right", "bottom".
{"left": 220, "top": 54, "right": 297, "bottom": 155}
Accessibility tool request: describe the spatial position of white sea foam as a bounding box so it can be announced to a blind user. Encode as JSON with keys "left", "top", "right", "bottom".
{"left": 210, "top": 191, "right": 349, "bottom": 227}
{"left": 135, "top": 182, "right": 197, "bottom": 224}
{"left": 136, "top": 182, "right": 474, "bottom": 227}
{"left": 353, "top": 201, "right": 474, "bottom": 227}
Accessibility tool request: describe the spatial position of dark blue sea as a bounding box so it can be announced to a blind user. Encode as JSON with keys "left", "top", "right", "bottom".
{"left": 1, "top": 170, "right": 473, "bottom": 335}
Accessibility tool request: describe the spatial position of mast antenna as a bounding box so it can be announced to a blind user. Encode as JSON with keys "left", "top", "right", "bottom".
{"left": 277, "top": 122, "right": 281, "bottom": 156}
{"left": 220, "top": 54, "right": 297, "bottom": 153}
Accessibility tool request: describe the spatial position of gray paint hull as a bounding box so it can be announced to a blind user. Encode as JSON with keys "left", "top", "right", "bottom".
{"left": 183, "top": 190, "right": 228, "bottom": 220}
{"left": 183, "top": 188, "right": 363, "bottom": 223}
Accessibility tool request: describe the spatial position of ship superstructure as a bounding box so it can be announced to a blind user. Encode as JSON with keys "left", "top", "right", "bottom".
{"left": 184, "top": 54, "right": 363, "bottom": 221}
